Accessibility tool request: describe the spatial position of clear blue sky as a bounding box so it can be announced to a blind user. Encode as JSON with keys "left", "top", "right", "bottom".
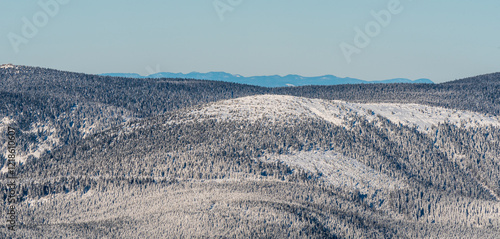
{"left": 1, "top": 0, "right": 499, "bottom": 83}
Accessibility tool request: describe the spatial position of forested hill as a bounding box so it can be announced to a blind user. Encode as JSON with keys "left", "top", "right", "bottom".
{"left": 1, "top": 65, "right": 500, "bottom": 238}
{"left": 441, "top": 72, "right": 500, "bottom": 86}
{"left": 0, "top": 64, "right": 268, "bottom": 117}
{"left": 272, "top": 72, "right": 500, "bottom": 115}
{"left": 101, "top": 71, "right": 434, "bottom": 87}
{"left": 0, "top": 65, "right": 267, "bottom": 170}
{"left": 1, "top": 64, "right": 499, "bottom": 169}
{"left": 5, "top": 94, "right": 500, "bottom": 238}
{"left": 2, "top": 65, "right": 499, "bottom": 117}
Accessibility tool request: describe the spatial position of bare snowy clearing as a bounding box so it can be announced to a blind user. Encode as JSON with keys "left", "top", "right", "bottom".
{"left": 260, "top": 151, "right": 406, "bottom": 192}
{"left": 187, "top": 95, "right": 500, "bottom": 133}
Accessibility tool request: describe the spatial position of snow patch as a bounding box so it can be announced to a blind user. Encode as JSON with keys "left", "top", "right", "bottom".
{"left": 260, "top": 151, "right": 406, "bottom": 192}
{"left": 0, "top": 117, "right": 14, "bottom": 128}
{"left": 0, "top": 64, "right": 15, "bottom": 69}
{"left": 186, "top": 95, "right": 347, "bottom": 126}
{"left": 1, "top": 121, "right": 59, "bottom": 173}
{"left": 348, "top": 103, "right": 500, "bottom": 133}
{"left": 0, "top": 117, "right": 16, "bottom": 173}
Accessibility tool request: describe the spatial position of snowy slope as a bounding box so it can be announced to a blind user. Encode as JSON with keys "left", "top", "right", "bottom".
{"left": 185, "top": 95, "right": 345, "bottom": 125}
{"left": 260, "top": 151, "right": 406, "bottom": 192}
{"left": 0, "top": 103, "right": 136, "bottom": 173}
{"left": 179, "top": 94, "right": 500, "bottom": 196}
{"left": 0, "top": 119, "right": 62, "bottom": 173}
{"left": 347, "top": 102, "right": 500, "bottom": 133}
{"left": 186, "top": 95, "right": 500, "bottom": 133}
{"left": 1, "top": 63, "right": 20, "bottom": 73}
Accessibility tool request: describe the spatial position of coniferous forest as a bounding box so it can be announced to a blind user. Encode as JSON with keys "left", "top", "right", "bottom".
{"left": 1, "top": 65, "right": 500, "bottom": 238}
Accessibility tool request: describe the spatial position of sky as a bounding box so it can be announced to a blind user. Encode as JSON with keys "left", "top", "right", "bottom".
{"left": 0, "top": 0, "right": 499, "bottom": 83}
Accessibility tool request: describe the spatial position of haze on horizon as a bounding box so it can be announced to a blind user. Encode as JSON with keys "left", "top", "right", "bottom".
{"left": 1, "top": 0, "right": 499, "bottom": 83}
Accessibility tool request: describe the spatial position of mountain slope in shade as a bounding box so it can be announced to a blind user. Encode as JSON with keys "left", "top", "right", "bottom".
{"left": 100, "top": 71, "right": 433, "bottom": 87}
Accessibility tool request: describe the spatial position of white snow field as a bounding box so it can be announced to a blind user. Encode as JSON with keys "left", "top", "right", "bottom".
{"left": 260, "top": 151, "right": 406, "bottom": 192}
{"left": 187, "top": 94, "right": 500, "bottom": 133}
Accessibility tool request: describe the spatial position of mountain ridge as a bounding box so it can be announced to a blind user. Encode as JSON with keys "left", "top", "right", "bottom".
{"left": 101, "top": 71, "right": 433, "bottom": 87}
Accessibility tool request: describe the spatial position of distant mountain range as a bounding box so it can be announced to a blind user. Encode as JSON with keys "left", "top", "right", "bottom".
{"left": 100, "top": 71, "right": 433, "bottom": 87}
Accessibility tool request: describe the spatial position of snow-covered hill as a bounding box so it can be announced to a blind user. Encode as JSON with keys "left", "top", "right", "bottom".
{"left": 158, "top": 94, "right": 500, "bottom": 198}
{"left": 186, "top": 95, "right": 500, "bottom": 133}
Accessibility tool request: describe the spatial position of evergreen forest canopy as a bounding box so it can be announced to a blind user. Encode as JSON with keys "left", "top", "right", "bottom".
{"left": 0, "top": 65, "right": 499, "bottom": 238}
